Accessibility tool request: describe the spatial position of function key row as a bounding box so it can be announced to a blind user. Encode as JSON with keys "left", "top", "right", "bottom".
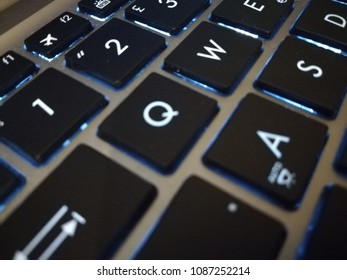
{"left": 78, "top": 0, "right": 129, "bottom": 19}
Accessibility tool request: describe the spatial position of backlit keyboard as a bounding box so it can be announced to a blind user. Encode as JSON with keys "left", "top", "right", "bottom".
{"left": 1, "top": 0, "right": 347, "bottom": 259}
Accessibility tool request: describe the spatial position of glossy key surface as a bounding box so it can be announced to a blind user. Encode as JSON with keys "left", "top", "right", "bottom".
{"left": 0, "top": 68, "right": 108, "bottom": 164}
{"left": 0, "top": 145, "right": 156, "bottom": 259}
{"left": 137, "top": 176, "right": 286, "bottom": 259}
{"left": 204, "top": 94, "right": 327, "bottom": 208}
{"left": 65, "top": 18, "right": 166, "bottom": 88}
{"left": 164, "top": 22, "right": 262, "bottom": 93}
{"left": 98, "top": 73, "right": 218, "bottom": 172}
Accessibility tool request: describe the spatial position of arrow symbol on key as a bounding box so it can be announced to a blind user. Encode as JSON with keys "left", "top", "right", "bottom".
{"left": 38, "top": 211, "right": 86, "bottom": 260}
{"left": 38, "top": 219, "right": 78, "bottom": 260}
{"left": 13, "top": 205, "right": 68, "bottom": 260}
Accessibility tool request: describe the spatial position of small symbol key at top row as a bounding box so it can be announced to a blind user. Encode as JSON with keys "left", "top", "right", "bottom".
{"left": 78, "top": 0, "right": 129, "bottom": 19}
{"left": 25, "top": 12, "right": 93, "bottom": 59}
{"left": 0, "top": 51, "right": 38, "bottom": 98}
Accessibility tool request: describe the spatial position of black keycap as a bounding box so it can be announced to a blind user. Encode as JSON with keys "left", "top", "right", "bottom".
{"left": 204, "top": 94, "right": 327, "bottom": 208}
{"left": 334, "top": 129, "right": 347, "bottom": 174}
{"left": 303, "top": 185, "right": 347, "bottom": 259}
{"left": 78, "top": 0, "right": 128, "bottom": 19}
{"left": 0, "top": 145, "right": 156, "bottom": 259}
{"left": 0, "top": 162, "right": 24, "bottom": 203}
{"left": 125, "top": 0, "right": 209, "bottom": 35}
{"left": 25, "top": 12, "right": 93, "bottom": 59}
{"left": 98, "top": 73, "right": 218, "bottom": 173}
{"left": 255, "top": 36, "right": 347, "bottom": 119}
{"left": 0, "top": 51, "right": 38, "bottom": 98}
{"left": 291, "top": 0, "right": 347, "bottom": 52}
{"left": 164, "top": 22, "right": 262, "bottom": 93}
{"left": 65, "top": 18, "right": 166, "bottom": 89}
{"left": 137, "top": 176, "right": 286, "bottom": 259}
{"left": 0, "top": 68, "right": 108, "bottom": 164}
{"left": 211, "top": 0, "right": 294, "bottom": 38}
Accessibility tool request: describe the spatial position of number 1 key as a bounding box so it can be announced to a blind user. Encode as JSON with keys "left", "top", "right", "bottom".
{"left": 0, "top": 68, "right": 108, "bottom": 164}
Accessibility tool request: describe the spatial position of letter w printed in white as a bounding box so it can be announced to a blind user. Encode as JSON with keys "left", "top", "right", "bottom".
{"left": 196, "top": 39, "right": 227, "bottom": 61}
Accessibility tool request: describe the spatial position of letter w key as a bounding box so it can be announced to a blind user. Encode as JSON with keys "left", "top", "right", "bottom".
{"left": 164, "top": 22, "right": 262, "bottom": 93}
{"left": 197, "top": 39, "right": 227, "bottom": 61}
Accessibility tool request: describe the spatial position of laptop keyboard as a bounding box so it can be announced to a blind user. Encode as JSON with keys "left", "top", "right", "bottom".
{"left": 0, "top": 0, "right": 347, "bottom": 259}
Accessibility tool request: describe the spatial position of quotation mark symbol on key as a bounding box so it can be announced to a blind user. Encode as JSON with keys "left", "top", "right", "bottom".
{"left": 77, "top": 50, "right": 85, "bottom": 59}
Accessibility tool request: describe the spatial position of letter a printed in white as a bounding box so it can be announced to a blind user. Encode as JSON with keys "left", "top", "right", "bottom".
{"left": 196, "top": 39, "right": 227, "bottom": 61}
{"left": 257, "top": 130, "right": 290, "bottom": 159}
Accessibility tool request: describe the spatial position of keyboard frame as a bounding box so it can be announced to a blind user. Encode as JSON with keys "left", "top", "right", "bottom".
{"left": 1, "top": 0, "right": 347, "bottom": 259}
